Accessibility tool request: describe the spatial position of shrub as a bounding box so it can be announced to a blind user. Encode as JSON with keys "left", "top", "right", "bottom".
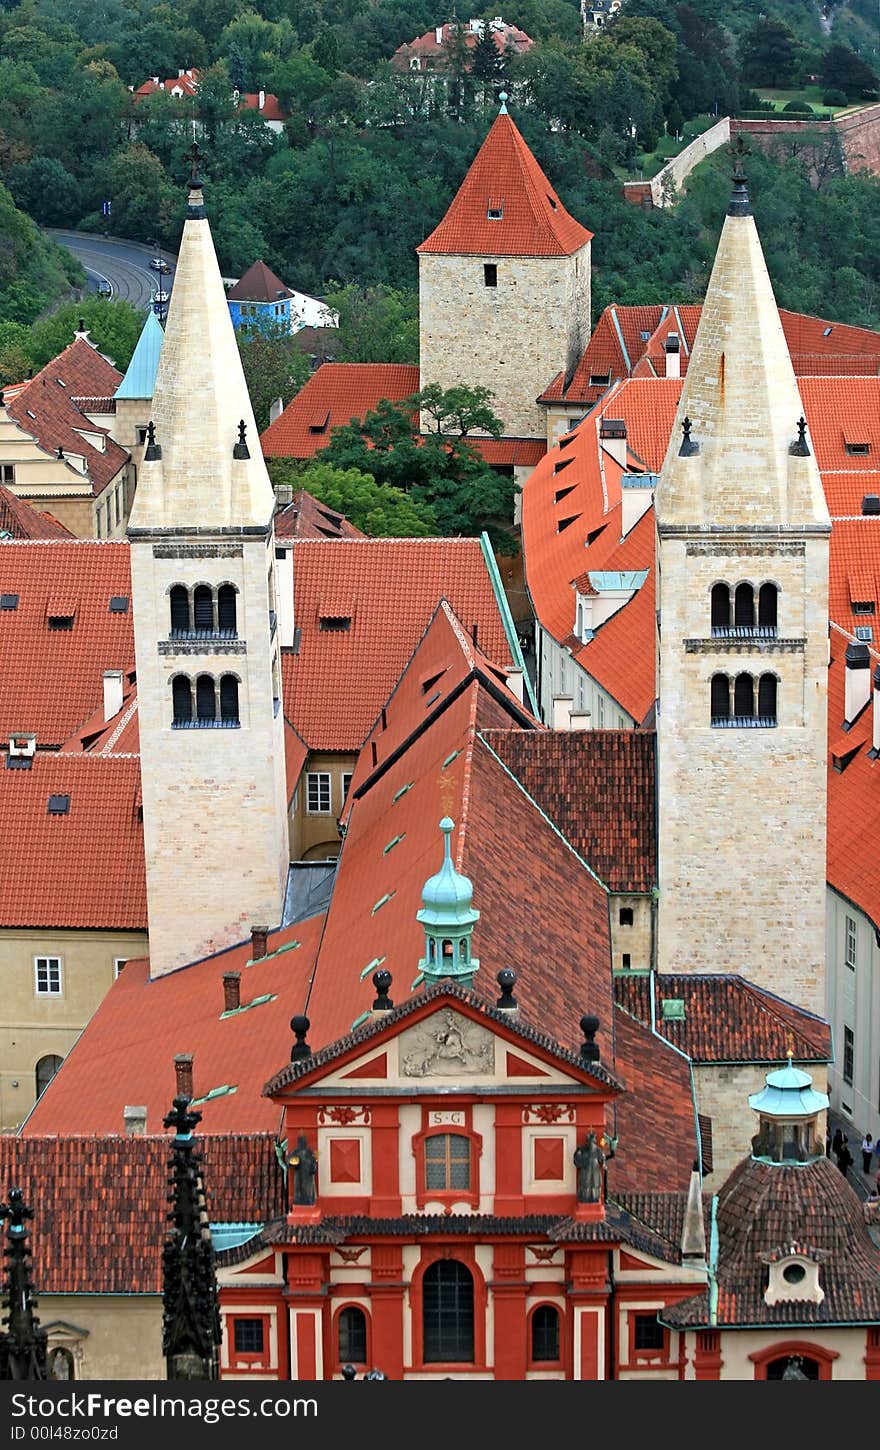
{"left": 822, "top": 88, "right": 849, "bottom": 107}
{"left": 782, "top": 100, "right": 814, "bottom": 114}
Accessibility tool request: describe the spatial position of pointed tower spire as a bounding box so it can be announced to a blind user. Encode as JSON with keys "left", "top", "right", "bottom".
{"left": 161, "top": 1096, "right": 221, "bottom": 1380}
{"left": 416, "top": 818, "right": 480, "bottom": 987}
{"left": 680, "top": 1161, "right": 707, "bottom": 1265}
{"left": 128, "top": 152, "right": 274, "bottom": 532}
{"left": 0, "top": 1188, "right": 48, "bottom": 1380}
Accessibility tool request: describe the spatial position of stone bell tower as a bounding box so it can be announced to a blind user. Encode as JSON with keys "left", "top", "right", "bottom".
{"left": 654, "top": 154, "right": 831, "bottom": 1017}
{"left": 128, "top": 149, "right": 289, "bottom": 977}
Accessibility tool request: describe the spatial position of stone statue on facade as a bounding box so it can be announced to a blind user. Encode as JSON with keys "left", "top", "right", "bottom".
{"left": 574, "top": 1132, "right": 605, "bottom": 1203}
{"left": 290, "top": 1135, "right": 318, "bottom": 1206}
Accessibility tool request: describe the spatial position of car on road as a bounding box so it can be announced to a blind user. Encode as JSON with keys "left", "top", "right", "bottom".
{"left": 150, "top": 257, "right": 171, "bottom": 273}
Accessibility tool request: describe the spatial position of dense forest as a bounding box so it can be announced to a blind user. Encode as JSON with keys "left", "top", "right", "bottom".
{"left": 0, "top": 0, "right": 878, "bottom": 346}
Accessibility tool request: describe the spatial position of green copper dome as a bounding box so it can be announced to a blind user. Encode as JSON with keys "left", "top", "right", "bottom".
{"left": 748, "top": 1060, "right": 830, "bottom": 1119}
{"left": 417, "top": 818, "right": 479, "bottom": 986}
{"left": 749, "top": 1057, "right": 829, "bottom": 1165}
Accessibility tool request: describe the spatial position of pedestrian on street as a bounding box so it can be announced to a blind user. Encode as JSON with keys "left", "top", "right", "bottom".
{"left": 862, "top": 1133, "right": 874, "bottom": 1174}
{"left": 832, "top": 1126, "right": 843, "bottom": 1159}
{"left": 836, "top": 1135, "right": 853, "bottom": 1176}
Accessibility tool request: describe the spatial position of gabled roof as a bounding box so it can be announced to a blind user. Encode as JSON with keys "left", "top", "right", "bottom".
{"left": 825, "top": 627, "right": 880, "bottom": 928}
{"left": 0, "top": 486, "right": 72, "bottom": 539}
{"left": 0, "top": 752, "right": 145, "bottom": 929}
{"left": 59, "top": 667, "right": 139, "bottom": 755}
{"left": 394, "top": 20, "right": 533, "bottom": 64}
{"left": 260, "top": 363, "right": 420, "bottom": 459}
{"left": 280, "top": 537, "right": 515, "bottom": 751}
{"left": 417, "top": 111, "right": 592, "bottom": 258}
{"left": 480, "top": 728, "right": 656, "bottom": 892}
{"left": 799, "top": 376, "right": 880, "bottom": 472}
{"left": 5, "top": 339, "right": 128, "bottom": 497}
{"left": 0, "top": 541, "right": 134, "bottom": 747}
{"left": 274, "top": 488, "right": 363, "bottom": 540}
{"left": 114, "top": 310, "right": 164, "bottom": 401}
{"left": 23, "top": 916, "right": 323, "bottom": 1136}
{"left": 0, "top": 1134, "right": 283, "bottom": 1293}
{"left": 613, "top": 973, "right": 831, "bottom": 1064}
{"left": 227, "top": 260, "right": 292, "bottom": 304}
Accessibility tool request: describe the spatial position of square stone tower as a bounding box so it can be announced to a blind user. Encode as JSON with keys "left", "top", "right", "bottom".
{"left": 128, "top": 166, "right": 289, "bottom": 978}
{"left": 417, "top": 99, "right": 592, "bottom": 442}
{"left": 654, "top": 165, "right": 831, "bottom": 1017}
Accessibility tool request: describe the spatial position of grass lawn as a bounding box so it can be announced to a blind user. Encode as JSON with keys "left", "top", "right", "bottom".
{"left": 753, "top": 86, "right": 866, "bottom": 116}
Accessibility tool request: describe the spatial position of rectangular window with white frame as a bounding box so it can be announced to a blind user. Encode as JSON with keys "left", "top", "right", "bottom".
{"left": 845, "top": 915, "right": 856, "bottom": 971}
{"left": 341, "top": 772, "right": 352, "bottom": 804}
{"left": 35, "top": 956, "right": 62, "bottom": 996}
{"left": 306, "top": 772, "right": 332, "bottom": 814}
{"left": 114, "top": 958, "right": 127, "bottom": 979}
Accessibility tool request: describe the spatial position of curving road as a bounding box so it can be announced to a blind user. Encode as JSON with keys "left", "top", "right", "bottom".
{"left": 45, "top": 230, "right": 177, "bottom": 312}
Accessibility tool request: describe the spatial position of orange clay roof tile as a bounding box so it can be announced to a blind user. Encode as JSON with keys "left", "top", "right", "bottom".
{"left": 260, "top": 363, "right": 419, "bottom": 459}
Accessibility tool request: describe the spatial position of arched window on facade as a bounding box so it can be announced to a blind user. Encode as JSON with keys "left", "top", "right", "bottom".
{"left": 172, "top": 675, "right": 193, "bottom": 725}
{"left": 758, "top": 583, "right": 778, "bottom": 630}
{"left": 193, "top": 585, "right": 214, "bottom": 634}
{"left": 734, "top": 673, "right": 755, "bottom": 718}
{"left": 196, "top": 673, "right": 216, "bottom": 722}
{"left": 710, "top": 583, "right": 730, "bottom": 633}
{"left": 35, "top": 1054, "right": 63, "bottom": 1101}
{"left": 710, "top": 673, "right": 730, "bottom": 723}
{"left": 765, "top": 1354, "right": 820, "bottom": 1380}
{"left": 758, "top": 673, "right": 777, "bottom": 722}
{"left": 337, "top": 1306, "right": 367, "bottom": 1366}
{"left": 734, "top": 583, "right": 755, "bottom": 628}
{"left": 530, "top": 1305, "right": 561, "bottom": 1363}
{"left": 219, "top": 674, "right": 240, "bottom": 724}
{"left": 169, "top": 585, "right": 190, "bottom": 635}
{"left": 217, "top": 584, "right": 237, "bottom": 636}
{"left": 422, "top": 1259, "right": 474, "bottom": 1363}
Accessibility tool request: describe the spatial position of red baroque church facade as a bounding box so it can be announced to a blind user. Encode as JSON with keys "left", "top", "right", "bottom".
{"left": 217, "top": 984, "right": 707, "bottom": 1381}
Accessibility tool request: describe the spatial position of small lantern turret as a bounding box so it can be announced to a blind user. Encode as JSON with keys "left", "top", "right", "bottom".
{"left": 416, "top": 818, "right": 480, "bottom": 987}
{"left": 748, "top": 1049, "right": 829, "bottom": 1165}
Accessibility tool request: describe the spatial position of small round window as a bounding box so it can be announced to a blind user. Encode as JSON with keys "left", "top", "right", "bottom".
{"left": 782, "top": 1262, "right": 806, "bottom": 1285}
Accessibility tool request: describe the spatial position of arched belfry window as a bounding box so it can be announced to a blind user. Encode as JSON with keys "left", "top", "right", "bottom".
{"left": 734, "top": 673, "right": 755, "bottom": 718}
{"left": 170, "top": 585, "right": 190, "bottom": 635}
{"left": 758, "top": 583, "right": 778, "bottom": 630}
{"left": 734, "top": 583, "right": 755, "bottom": 628}
{"left": 758, "top": 673, "right": 777, "bottom": 722}
{"left": 422, "top": 1260, "right": 474, "bottom": 1363}
{"left": 193, "top": 585, "right": 214, "bottom": 634}
{"left": 217, "top": 584, "right": 237, "bottom": 635}
{"left": 196, "top": 674, "right": 216, "bottom": 722}
{"left": 712, "top": 672, "right": 777, "bottom": 727}
{"left": 711, "top": 583, "right": 730, "bottom": 633}
{"left": 219, "top": 674, "right": 239, "bottom": 724}
{"left": 711, "top": 673, "right": 730, "bottom": 722}
{"left": 172, "top": 675, "right": 193, "bottom": 725}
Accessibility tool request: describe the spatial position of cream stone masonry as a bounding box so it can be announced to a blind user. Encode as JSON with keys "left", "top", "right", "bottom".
{"left": 694, "top": 1063, "right": 829, "bottom": 1191}
{"left": 129, "top": 182, "right": 289, "bottom": 978}
{"left": 419, "top": 249, "right": 590, "bottom": 441}
{"left": 655, "top": 185, "right": 831, "bottom": 1018}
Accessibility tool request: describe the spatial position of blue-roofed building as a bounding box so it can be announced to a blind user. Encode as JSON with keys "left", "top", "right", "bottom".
{"left": 226, "top": 260, "right": 337, "bottom": 336}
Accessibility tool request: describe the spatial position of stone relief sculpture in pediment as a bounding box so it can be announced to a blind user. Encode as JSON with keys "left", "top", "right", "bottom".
{"left": 400, "top": 1009, "right": 495, "bottom": 1078}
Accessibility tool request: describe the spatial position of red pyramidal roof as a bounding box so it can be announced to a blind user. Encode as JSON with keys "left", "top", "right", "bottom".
{"left": 418, "top": 111, "right": 592, "bottom": 258}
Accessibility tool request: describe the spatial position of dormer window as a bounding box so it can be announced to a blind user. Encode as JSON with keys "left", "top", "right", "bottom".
{"left": 845, "top": 441, "right": 871, "bottom": 456}
{"left": 47, "top": 615, "right": 74, "bottom": 631}
{"left": 852, "top": 600, "right": 875, "bottom": 614}
{"left": 589, "top": 373, "right": 612, "bottom": 387}
{"left": 487, "top": 199, "right": 503, "bottom": 220}
{"left": 764, "top": 1251, "right": 824, "bottom": 1306}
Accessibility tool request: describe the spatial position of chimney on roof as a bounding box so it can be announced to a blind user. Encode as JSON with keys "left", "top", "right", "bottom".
{"left": 495, "top": 967, "right": 518, "bottom": 1015}
{"left": 371, "top": 968, "right": 394, "bottom": 1017}
{"left": 174, "top": 1052, "right": 194, "bottom": 1101}
{"left": 258, "top": 89, "right": 265, "bottom": 110}
{"left": 223, "top": 972, "right": 241, "bottom": 1013}
{"left": 664, "top": 332, "right": 681, "bottom": 380}
{"left": 124, "top": 1105, "right": 147, "bottom": 1137}
{"left": 598, "top": 417, "right": 627, "bottom": 470}
{"left": 435, "top": 25, "right": 443, "bottom": 42}
{"left": 103, "top": 669, "right": 124, "bottom": 722}
{"left": 251, "top": 924, "right": 269, "bottom": 961}
{"left": 269, "top": 396, "right": 284, "bottom": 425}
{"left": 845, "top": 641, "right": 871, "bottom": 726}
{"left": 551, "top": 694, "right": 573, "bottom": 730}
{"left": 621, "top": 471, "right": 655, "bottom": 541}
{"left": 681, "top": 1160, "right": 707, "bottom": 1263}
{"left": 871, "top": 665, "right": 880, "bottom": 758}
{"left": 579, "top": 1014, "right": 600, "bottom": 1064}
{"left": 9, "top": 734, "right": 37, "bottom": 761}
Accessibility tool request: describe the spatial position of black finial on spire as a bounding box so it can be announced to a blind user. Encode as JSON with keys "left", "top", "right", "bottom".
{"left": 290, "top": 1014, "right": 312, "bottom": 1062}
{"left": 496, "top": 967, "right": 518, "bottom": 1011}
{"left": 789, "top": 415, "right": 810, "bottom": 457}
{"left": 372, "top": 968, "right": 393, "bottom": 1012}
{"left": 679, "top": 415, "right": 699, "bottom": 457}
{"left": 232, "top": 419, "right": 250, "bottom": 460}
{"left": 0, "top": 1186, "right": 48, "bottom": 1380}
{"left": 78, "top": 318, "right": 86, "bottom": 335}
{"left": 580, "top": 1014, "right": 600, "bottom": 1064}
{"left": 185, "top": 140, "right": 206, "bottom": 218}
{"left": 144, "top": 419, "right": 162, "bottom": 461}
{"left": 161, "top": 1096, "right": 221, "bottom": 1380}
{"left": 728, "top": 134, "right": 751, "bottom": 217}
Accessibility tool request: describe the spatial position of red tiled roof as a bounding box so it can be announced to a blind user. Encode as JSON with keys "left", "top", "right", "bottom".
{"left": 827, "top": 518, "right": 880, "bottom": 637}
{"left": 0, "top": 1135, "right": 283, "bottom": 1293}
{"left": 470, "top": 437, "right": 546, "bottom": 468}
{"left": 480, "top": 728, "right": 656, "bottom": 892}
{"left": 0, "top": 753, "right": 145, "bottom": 928}
{"left": 135, "top": 71, "right": 200, "bottom": 98}
{"left": 394, "top": 20, "right": 532, "bottom": 63}
{"left": 134, "top": 71, "right": 286, "bottom": 118}
{"left": 417, "top": 112, "right": 592, "bottom": 258}
{"left": 0, "top": 486, "right": 72, "bottom": 539}
{"left": 24, "top": 916, "right": 324, "bottom": 1137}
{"left": 227, "top": 260, "right": 291, "bottom": 303}
{"left": 260, "top": 363, "right": 420, "bottom": 459}
{"left": 59, "top": 668, "right": 139, "bottom": 755}
{"left": 609, "top": 1009, "right": 698, "bottom": 1195}
{"left": 613, "top": 973, "right": 831, "bottom": 1063}
{"left": 825, "top": 628, "right": 880, "bottom": 927}
{"left": 800, "top": 377, "right": 880, "bottom": 472}
{"left": 241, "top": 92, "right": 286, "bottom": 121}
{"left": 0, "top": 541, "right": 134, "bottom": 746}
{"left": 5, "top": 339, "right": 128, "bottom": 497}
{"left": 274, "top": 488, "right": 363, "bottom": 539}
{"left": 281, "top": 537, "right": 515, "bottom": 750}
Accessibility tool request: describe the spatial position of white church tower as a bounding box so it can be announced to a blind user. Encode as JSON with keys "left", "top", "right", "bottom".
{"left": 128, "top": 151, "right": 289, "bottom": 977}
{"left": 654, "top": 152, "right": 831, "bottom": 1017}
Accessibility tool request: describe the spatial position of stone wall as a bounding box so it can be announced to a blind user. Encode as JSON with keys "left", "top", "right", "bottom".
{"left": 623, "top": 119, "right": 730, "bottom": 210}
{"left": 419, "top": 246, "right": 591, "bottom": 440}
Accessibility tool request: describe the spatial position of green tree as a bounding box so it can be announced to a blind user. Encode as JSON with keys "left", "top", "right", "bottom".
{"left": 7, "top": 155, "right": 80, "bottom": 226}
{"left": 821, "top": 43, "right": 878, "bottom": 98}
{"left": 418, "top": 383, "right": 502, "bottom": 436}
{"left": 0, "top": 321, "right": 33, "bottom": 389}
{"left": 25, "top": 298, "right": 146, "bottom": 372}
{"left": 237, "top": 322, "right": 311, "bottom": 432}
{"left": 312, "top": 27, "right": 340, "bottom": 77}
{"left": 471, "top": 21, "right": 503, "bottom": 91}
{"left": 276, "top": 459, "right": 439, "bottom": 536}
{"left": 105, "top": 143, "right": 177, "bottom": 242}
{"left": 324, "top": 283, "right": 418, "bottom": 363}
{"left": 740, "top": 17, "right": 798, "bottom": 87}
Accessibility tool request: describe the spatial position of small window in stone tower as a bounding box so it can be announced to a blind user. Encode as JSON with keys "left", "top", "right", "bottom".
{"left": 484, "top": 263, "right": 497, "bottom": 288}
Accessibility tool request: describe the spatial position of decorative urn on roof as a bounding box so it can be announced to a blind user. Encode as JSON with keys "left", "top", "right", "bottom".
{"left": 416, "top": 818, "right": 480, "bottom": 987}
